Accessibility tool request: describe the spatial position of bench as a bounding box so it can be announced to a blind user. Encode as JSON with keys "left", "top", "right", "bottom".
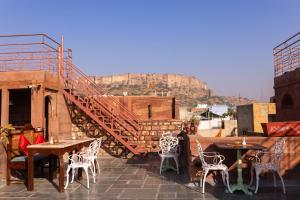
{"left": 6, "top": 129, "right": 47, "bottom": 185}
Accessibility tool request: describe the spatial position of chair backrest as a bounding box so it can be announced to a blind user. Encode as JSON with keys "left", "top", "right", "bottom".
{"left": 273, "top": 138, "right": 285, "bottom": 165}
{"left": 87, "top": 140, "right": 98, "bottom": 155}
{"left": 159, "top": 135, "right": 178, "bottom": 154}
{"left": 196, "top": 140, "right": 208, "bottom": 168}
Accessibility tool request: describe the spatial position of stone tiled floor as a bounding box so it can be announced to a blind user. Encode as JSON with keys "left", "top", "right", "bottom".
{"left": 0, "top": 154, "right": 299, "bottom": 200}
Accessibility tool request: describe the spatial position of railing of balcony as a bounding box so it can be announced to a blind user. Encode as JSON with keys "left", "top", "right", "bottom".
{"left": 274, "top": 32, "right": 300, "bottom": 77}
{"left": 0, "top": 34, "right": 71, "bottom": 72}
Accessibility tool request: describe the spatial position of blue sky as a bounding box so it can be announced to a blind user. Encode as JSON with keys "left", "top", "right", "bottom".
{"left": 1, "top": 0, "right": 299, "bottom": 101}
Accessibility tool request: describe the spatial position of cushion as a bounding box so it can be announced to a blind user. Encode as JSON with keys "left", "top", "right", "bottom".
{"left": 34, "top": 134, "right": 45, "bottom": 144}
{"left": 10, "top": 153, "right": 47, "bottom": 162}
{"left": 23, "top": 130, "right": 35, "bottom": 144}
{"left": 19, "top": 135, "right": 31, "bottom": 156}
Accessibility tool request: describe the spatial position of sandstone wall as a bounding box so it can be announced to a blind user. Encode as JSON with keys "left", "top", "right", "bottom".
{"left": 92, "top": 73, "right": 208, "bottom": 90}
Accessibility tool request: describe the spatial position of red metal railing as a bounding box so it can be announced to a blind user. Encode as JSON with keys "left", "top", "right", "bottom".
{"left": 274, "top": 32, "right": 300, "bottom": 77}
{"left": 0, "top": 34, "right": 142, "bottom": 153}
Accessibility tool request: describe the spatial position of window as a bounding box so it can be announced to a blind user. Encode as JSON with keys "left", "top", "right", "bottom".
{"left": 172, "top": 97, "right": 176, "bottom": 119}
{"left": 147, "top": 105, "right": 152, "bottom": 119}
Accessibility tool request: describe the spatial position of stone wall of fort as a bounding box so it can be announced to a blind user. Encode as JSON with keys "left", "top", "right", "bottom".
{"left": 92, "top": 73, "right": 208, "bottom": 90}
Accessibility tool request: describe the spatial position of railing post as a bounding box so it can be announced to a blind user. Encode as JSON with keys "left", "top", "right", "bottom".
{"left": 58, "top": 36, "right": 64, "bottom": 78}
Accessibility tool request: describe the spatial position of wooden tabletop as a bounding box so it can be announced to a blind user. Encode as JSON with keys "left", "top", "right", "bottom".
{"left": 214, "top": 142, "right": 266, "bottom": 150}
{"left": 27, "top": 137, "right": 95, "bottom": 149}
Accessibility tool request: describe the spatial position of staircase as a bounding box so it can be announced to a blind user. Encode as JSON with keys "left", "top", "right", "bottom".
{"left": 0, "top": 34, "right": 145, "bottom": 155}
{"left": 61, "top": 60, "right": 145, "bottom": 155}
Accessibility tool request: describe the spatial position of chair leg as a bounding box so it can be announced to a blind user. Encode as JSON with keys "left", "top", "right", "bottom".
{"left": 160, "top": 157, "right": 165, "bottom": 175}
{"left": 202, "top": 170, "right": 209, "bottom": 194}
{"left": 272, "top": 171, "right": 277, "bottom": 187}
{"left": 276, "top": 170, "right": 286, "bottom": 194}
{"left": 83, "top": 167, "right": 89, "bottom": 189}
{"left": 71, "top": 168, "right": 76, "bottom": 183}
{"left": 95, "top": 159, "right": 100, "bottom": 174}
{"left": 221, "top": 171, "right": 226, "bottom": 186}
{"left": 224, "top": 170, "right": 232, "bottom": 193}
{"left": 64, "top": 166, "right": 71, "bottom": 189}
{"left": 199, "top": 174, "right": 203, "bottom": 188}
{"left": 249, "top": 166, "right": 254, "bottom": 186}
{"left": 174, "top": 156, "right": 179, "bottom": 175}
{"left": 89, "top": 166, "right": 96, "bottom": 183}
{"left": 6, "top": 167, "right": 11, "bottom": 186}
{"left": 91, "top": 161, "right": 96, "bottom": 175}
{"left": 254, "top": 168, "right": 261, "bottom": 194}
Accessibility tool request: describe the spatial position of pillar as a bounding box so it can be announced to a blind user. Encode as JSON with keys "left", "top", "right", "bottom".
{"left": 1, "top": 89, "right": 9, "bottom": 126}
{"left": 0, "top": 89, "right": 9, "bottom": 183}
{"left": 31, "top": 87, "right": 44, "bottom": 128}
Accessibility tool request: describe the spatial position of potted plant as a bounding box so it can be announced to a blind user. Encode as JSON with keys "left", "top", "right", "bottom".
{"left": 182, "top": 120, "right": 191, "bottom": 134}
{"left": 190, "top": 115, "right": 200, "bottom": 134}
{"left": 0, "top": 124, "right": 15, "bottom": 144}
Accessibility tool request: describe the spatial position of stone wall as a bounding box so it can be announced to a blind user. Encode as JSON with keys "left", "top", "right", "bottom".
{"left": 139, "top": 120, "right": 182, "bottom": 152}
{"left": 114, "top": 96, "right": 179, "bottom": 120}
{"left": 92, "top": 73, "right": 208, "bottom": 90}
{"left": 274, "top": 68, "right": 300, "bottom": 121}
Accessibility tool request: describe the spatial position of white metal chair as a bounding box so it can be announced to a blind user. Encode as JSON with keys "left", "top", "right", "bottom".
{"left": 64, "top": 152, "right": 96, "bottom": 189}
{"left": 158, "top": 134, "right": 179, "bottom": 175}
{"left": 196, "top": 140, "right": 232, "bottom": 194}
{"left": 250, "top": 138, "right": 286, "bottom": 194}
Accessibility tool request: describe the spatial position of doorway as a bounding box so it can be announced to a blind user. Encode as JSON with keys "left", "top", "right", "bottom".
{"left": 9, "top": 89, "right": 31, "bottom": 126}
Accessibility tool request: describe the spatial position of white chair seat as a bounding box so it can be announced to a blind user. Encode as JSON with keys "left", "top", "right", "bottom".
{"left": 253, "top": 162, "right": 278, "bottom": 170}
{"left": 71, "top": 162, "right": 90, "bottom": 168}
{"left": 206, "top": 164, "right": 228, "bottom": 170}
{"left": 159, "top": 152, "right": 178, "bottom": 158}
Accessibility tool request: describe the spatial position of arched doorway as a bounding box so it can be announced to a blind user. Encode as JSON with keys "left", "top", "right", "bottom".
{"left": 44, "top": 96, "right": 52, "bottom": 141}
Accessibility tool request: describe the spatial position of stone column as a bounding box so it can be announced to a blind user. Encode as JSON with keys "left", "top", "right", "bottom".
{"left": 31, "top": 87, "right": 44, "bottom": 128}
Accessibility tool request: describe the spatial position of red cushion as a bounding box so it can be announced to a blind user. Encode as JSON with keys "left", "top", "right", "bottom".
{"left": 34, "top": 134, "right": 45, "bottom": 144}
{"left": 19, "top": 135, "right": 31, "bottom": 156}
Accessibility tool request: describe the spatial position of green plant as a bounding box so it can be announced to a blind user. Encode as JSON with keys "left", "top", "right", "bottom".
{"left": 0, "top": 124, "right": 15, "bottom": 144}
{"left": 190, "top": 115, "right": 200, "bottom": 124}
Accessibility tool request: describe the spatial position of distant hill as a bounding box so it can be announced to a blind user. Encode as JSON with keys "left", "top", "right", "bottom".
{"left": 91, "top": 73, "right": 256, "bottom": 107}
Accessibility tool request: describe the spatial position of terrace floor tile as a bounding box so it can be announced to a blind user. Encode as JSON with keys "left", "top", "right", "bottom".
{"left": 0, "top": 154, "right": 297, "bottom": 199}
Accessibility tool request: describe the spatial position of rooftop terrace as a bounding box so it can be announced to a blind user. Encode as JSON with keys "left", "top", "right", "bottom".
{"left": 0, "top": 155, "right": 298, "bottom": 200}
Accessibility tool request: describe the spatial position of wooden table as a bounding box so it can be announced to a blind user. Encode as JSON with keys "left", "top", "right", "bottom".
{"left": 214, "top": 142, "right": 266, "bottom": 195}
{"left": 27, "top": 138, "right": 95, "bottom": 192}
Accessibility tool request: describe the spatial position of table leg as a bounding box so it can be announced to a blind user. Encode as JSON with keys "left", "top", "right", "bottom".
{"left": 229, "top": 149, "right": 253, "bottom": 195}
{"left": 49, "top": 155, "right": 53, "bottom": 181}
{"left": 58, "top": 155, "right": 65, "bottom": 192}
{"left": 27, "top": 151, "right": 34, "bottom": 191}
{"left": 49, "top": 155, "right": 57, "bottom": 181}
